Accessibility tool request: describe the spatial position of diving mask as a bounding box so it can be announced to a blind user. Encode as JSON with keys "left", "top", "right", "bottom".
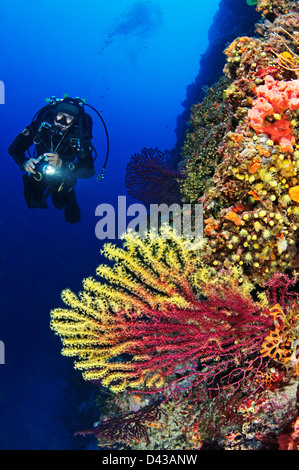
{"left": 55, "top": 112, "right": 74, "bottom": 127}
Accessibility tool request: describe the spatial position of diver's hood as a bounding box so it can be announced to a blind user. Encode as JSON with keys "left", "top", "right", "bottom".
{"left": 55, "top": 102, "right": 80, "bottom": 118}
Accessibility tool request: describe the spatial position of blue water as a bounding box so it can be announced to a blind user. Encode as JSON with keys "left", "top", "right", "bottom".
{"left": 0, "top": 0, "right": 259, "bottom": 450}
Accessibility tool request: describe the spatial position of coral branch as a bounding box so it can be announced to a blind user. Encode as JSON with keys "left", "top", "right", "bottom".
{"left": 51, "top": 231, "right": 273, "bottom": 399}
{"left": 125, "top": 147, "right": 184, "bottom": 205}
{"left": 75, "top": 401, "right": 164, "bottom": 446}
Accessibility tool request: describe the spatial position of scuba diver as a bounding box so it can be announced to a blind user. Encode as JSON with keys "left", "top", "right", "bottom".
{"left": 8, "top": 96, "right": 97, "bottom": 223}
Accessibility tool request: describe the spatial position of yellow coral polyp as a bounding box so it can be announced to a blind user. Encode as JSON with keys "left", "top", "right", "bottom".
{"left": 262, "top": 229, "right": 272, "bottom": 240}
{"left": 244, "top": 252, "right": 253, "bottom": 264}
{"left": 279, "top": 51, "right": 294, "bottom": 62}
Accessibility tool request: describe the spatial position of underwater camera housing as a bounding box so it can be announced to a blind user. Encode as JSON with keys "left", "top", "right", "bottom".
{"left": 35, "top": 154, "right": 57, "bottom": 176}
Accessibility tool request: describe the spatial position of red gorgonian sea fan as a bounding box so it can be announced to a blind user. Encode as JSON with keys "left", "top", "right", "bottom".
{"left": 264, "top": 272, "right": 299, "bottom": 311}
{"left": 51, "top": 232, "right": 275, "bottom": 401}
{"left": 119, "top": 285, "right": 274, "bottom": 401}
{"left": 125, "top": 147, "right": 185, "bottom": 205}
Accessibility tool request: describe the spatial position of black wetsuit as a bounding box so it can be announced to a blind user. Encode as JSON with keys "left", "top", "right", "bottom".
{"left": 8, "top": 107, "right": 95, "bottom": 223}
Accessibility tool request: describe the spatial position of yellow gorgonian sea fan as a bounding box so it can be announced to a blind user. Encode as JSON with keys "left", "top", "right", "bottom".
{"left": 50, "top": 228, "right": 260, "bottom": 394}
{"left": 50, "top": 230, "right": 206, "bottom": 392}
